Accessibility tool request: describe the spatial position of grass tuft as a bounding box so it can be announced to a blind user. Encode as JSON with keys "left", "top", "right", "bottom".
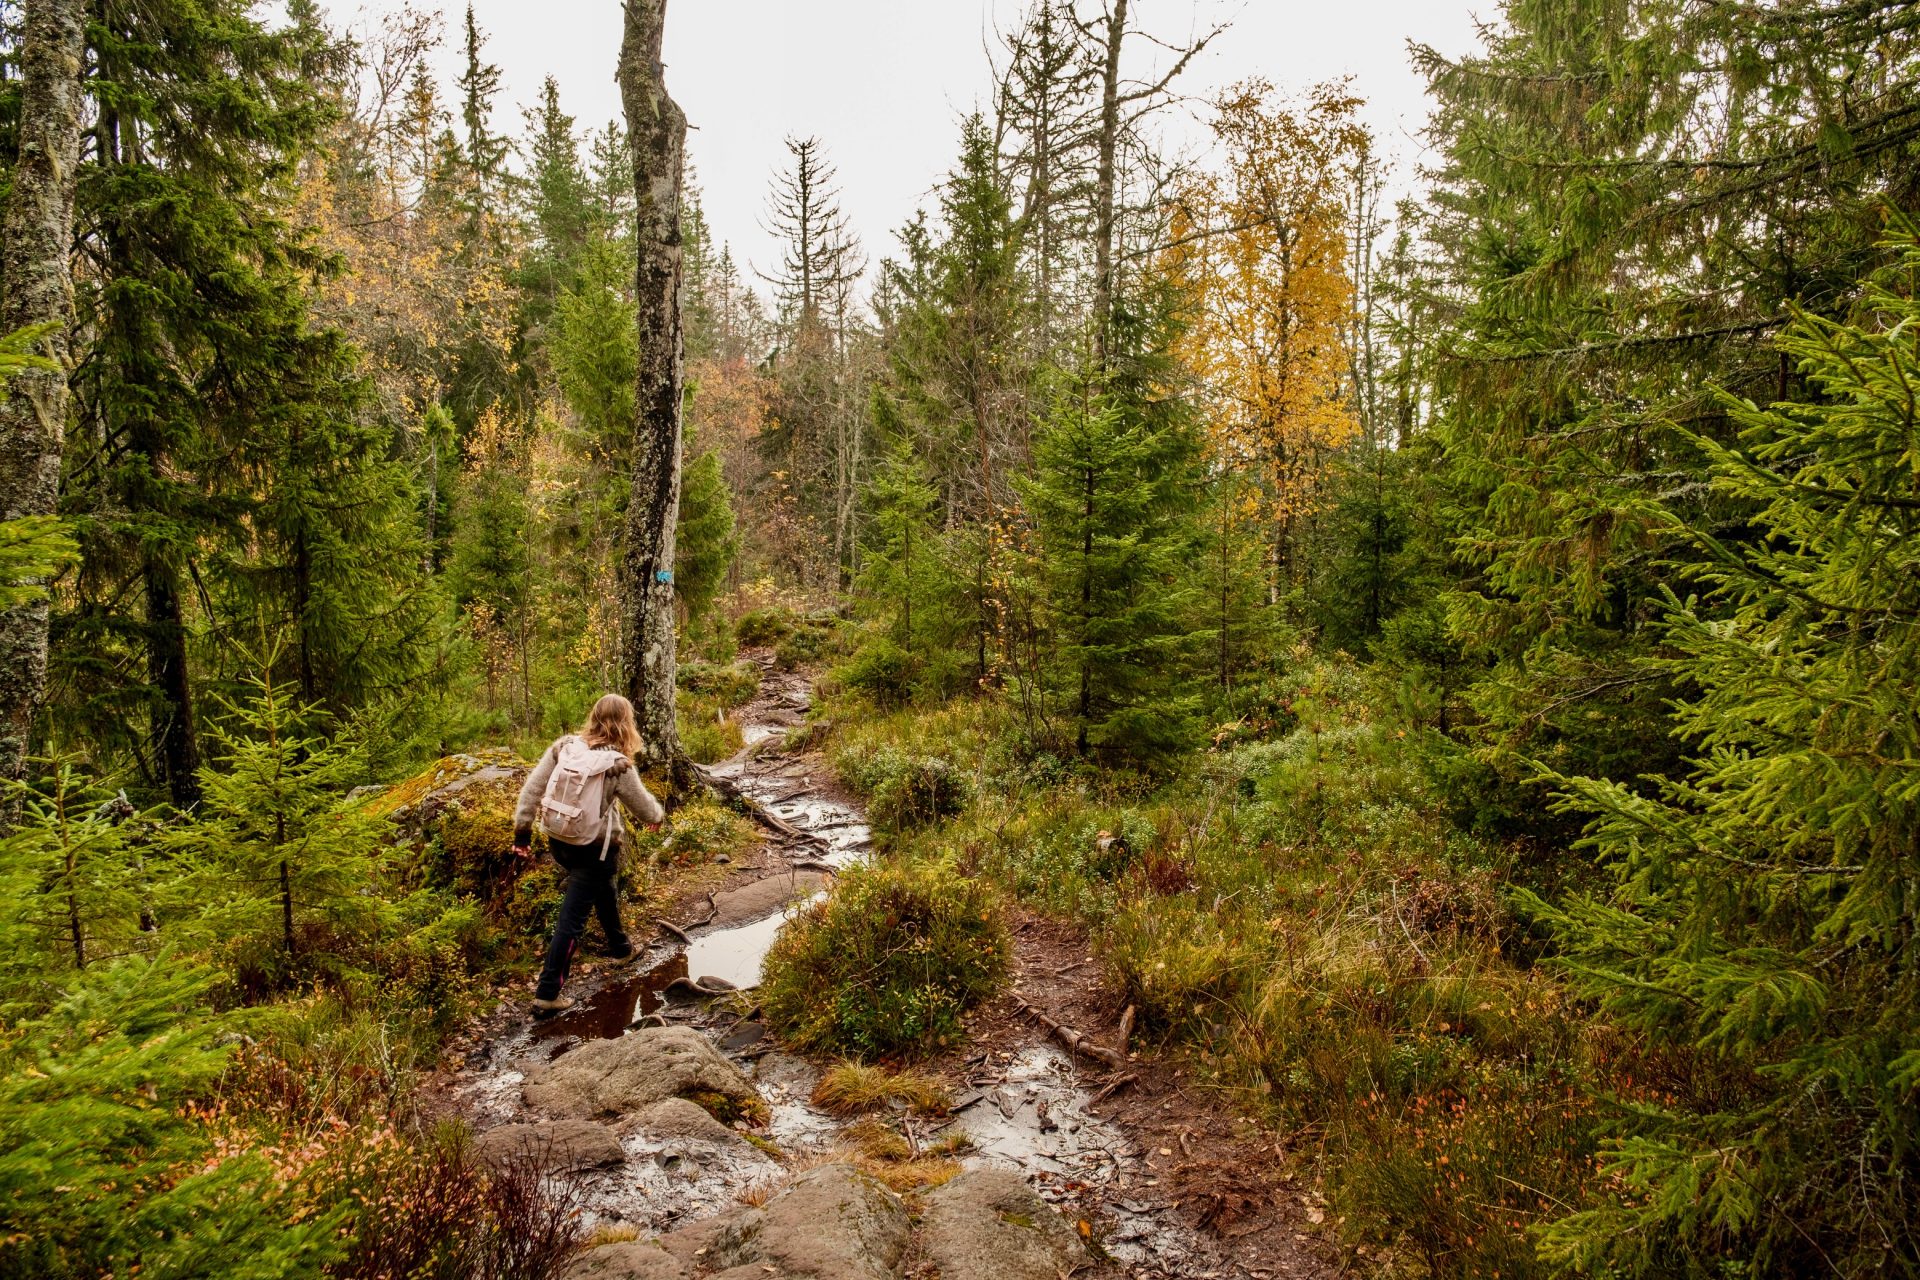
{"left": 811, "top": 1062, "right": 951, "bottom": 1116}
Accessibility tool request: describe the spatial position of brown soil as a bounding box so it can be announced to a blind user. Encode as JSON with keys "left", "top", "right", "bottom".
{"left": 937, "top": 910, "right": 1343, "bottom": 1279}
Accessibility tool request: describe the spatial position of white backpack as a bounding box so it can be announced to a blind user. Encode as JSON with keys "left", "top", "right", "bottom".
{"left": 538, "top": 737, "right": 627, "bottom": 858}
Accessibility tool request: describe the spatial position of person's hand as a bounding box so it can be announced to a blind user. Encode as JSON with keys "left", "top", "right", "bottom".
{"left": 607, "top": 757, "right": 633, "bottom": 776}
{"left": 512, "top": 836, "right": 532, "bottom": 861}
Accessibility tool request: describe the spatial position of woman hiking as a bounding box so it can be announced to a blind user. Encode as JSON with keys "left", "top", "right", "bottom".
{"left": 512, "top": 694, "right": 665, "bottom": 1018}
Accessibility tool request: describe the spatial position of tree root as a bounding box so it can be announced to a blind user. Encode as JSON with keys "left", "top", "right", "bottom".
{"left": 1012, "top": 994, "right": 1128, "bottom": 1069}
{"left": 690, "top": 761, "right": 827, "bottom": 850}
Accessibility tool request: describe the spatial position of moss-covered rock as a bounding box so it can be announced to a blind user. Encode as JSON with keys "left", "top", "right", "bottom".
{"left": 375, "top": 750, "right": 543, "bottom": 927}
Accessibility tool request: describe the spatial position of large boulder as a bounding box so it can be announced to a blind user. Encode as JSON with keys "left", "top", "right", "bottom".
{"left": 523, "top": 1027, "right": 760, "bottom": 1121}
{"left": 662, "top": 1163, "right": 909, "bottom": 1280}
{"left": 918, "top": 1167, "right": 1089, "bottom": 1280}
{"left": 368, "top": 749, "right": 541, "bottom": 919}
{"left": 473, "top": 1118, "right": 625, "bottom": 1173}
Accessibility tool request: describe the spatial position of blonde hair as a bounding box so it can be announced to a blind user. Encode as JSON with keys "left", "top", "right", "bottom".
{"left": 581, "top": 694, "right": 642, "bottom": 758}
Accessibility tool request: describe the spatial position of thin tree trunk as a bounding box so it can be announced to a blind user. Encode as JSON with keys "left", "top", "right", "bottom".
{"left": 145, "top": 556, "right": 201, "bottom": 807}
{"left": 1090, "top": 0, "right": 1126, "bottom": 367}
{"left": 617, "top": 0, "right": 690, "bottom": 773}
{"left": 0, "top": 0, "right": 87, "bottom": 816}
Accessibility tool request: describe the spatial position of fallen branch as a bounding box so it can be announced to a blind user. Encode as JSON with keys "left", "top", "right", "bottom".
{"left": 1117, "top": 1005, "right": 1136, "bottom": 1055}
{"left": 1089, "top": 1073, "right": 1138, "bottom": 1106}
{"left": 1012, "top": 994, "right": 1128, "bottom": 1070}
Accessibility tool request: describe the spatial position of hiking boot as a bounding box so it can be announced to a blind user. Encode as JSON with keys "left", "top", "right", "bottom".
{"left": 530, "top": 995, "right": 576, "bottom": 1019}
{"left": 603, "top": 944, "right": 640, "bottom": 964}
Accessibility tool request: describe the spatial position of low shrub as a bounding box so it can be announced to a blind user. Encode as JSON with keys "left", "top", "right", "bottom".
{"left": 772, "top": 621, "right": 839, "bottom": 670}
{"left": 870, "top": 756, "right": 970, "bottom": 832}
{"left": 735, "top": 607, "right": 795, "bottom": 647}
{"left": 677, "top": 660, "right": 761, "bottom": 707}
{"left": 835, "top": 743, "right": 971, "bottom": 834}
{"left": 678, "top": 695, "right": 745, "bottom": 764}
{"left": 760, "top": 859, "right": 1009, "bottom": 1059}
{"left": 659, "top": 797, "right": 753, "bottom": 866}
{"left": 838, "top": 640, "right": 915, "bottom": 709}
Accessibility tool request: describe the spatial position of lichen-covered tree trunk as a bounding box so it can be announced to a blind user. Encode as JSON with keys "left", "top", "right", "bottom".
{"left": 0, "top": 0, "right": 87, "bottom": 809}
{"left": 617, "top": 0, "right": 689, "bottom": 771}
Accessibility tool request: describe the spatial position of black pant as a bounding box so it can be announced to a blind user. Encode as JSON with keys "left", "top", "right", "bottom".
{"left": 534, "top": 838, "right": 630, "bottom": 1001}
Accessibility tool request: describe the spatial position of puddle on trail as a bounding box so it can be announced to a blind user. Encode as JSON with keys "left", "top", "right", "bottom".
{"left": 683, "top": 897, "right": 823, "bottom": 988}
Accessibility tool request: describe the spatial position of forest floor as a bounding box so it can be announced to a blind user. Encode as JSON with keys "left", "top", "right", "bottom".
{"left": 429, "top": 655, "right": 1339, "bottom": 1279}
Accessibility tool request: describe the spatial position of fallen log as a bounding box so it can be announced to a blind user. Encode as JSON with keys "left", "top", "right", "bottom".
{"left": 1012, "top": 994, "right": 1127, "bottom": 1070}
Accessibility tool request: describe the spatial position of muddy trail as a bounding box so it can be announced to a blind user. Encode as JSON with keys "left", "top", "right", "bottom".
{"left": 437, "top": 657, "right": 1336, "bottom": 1280}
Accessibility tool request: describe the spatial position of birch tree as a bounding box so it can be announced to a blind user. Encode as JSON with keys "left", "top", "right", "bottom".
{"left": 0, "top": 0, "right": 87, "bottom": 813}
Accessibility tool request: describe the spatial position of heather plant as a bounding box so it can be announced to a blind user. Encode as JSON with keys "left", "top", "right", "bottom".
{"left": 761, "top": 858, "right": 1009, "bottom": 1058}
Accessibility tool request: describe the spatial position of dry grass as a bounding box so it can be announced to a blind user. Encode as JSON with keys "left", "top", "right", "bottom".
{"left": 586, "top": 1223, "right": 640, "bottom": 1246}
{"left": 811, "top": 1061, "right": 952, "bottom": 1116}
{"left": 777, "top": 1123, "right": 966, "bottom": 1195}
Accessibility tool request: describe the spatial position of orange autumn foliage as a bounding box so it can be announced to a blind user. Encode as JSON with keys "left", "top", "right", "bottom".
{"left": 1168, "top": 81, "right": 1367, "bottom": 527}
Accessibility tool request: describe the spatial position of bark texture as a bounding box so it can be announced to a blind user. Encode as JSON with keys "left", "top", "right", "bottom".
{"left": 1090, "top": 0, "right": 1126, "bottom": 365}
{"left": 616, "top": 0, "right": 689, "bottom": 768}
{"left": 0, "top": 0, "right": 87, "bottom": 805}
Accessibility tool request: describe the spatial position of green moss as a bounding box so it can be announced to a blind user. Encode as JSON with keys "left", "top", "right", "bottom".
{"left": 683, "top": 1089, "right": 769, "bottom": 1128}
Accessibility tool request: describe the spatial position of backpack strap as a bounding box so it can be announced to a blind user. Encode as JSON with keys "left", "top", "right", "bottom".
{"left": 598, "top": 782, "right": 617, "bottom": 860}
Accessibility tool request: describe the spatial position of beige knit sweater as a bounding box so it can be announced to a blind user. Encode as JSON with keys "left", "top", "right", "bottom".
{"left": 513, "top": 735, "right": 665, "bottom": 848}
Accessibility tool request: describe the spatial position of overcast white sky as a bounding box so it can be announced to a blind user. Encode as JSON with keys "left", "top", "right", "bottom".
{"left": 348, "top": 1, "right": 1491, "bottom": 285}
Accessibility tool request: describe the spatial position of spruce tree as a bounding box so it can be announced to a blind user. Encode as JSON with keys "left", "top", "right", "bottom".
{"left": 674, "top": 441, "right": 739, "bottom": 641}
{"left": 874, "top": 116, "right": 1031, "bottom": 682}
{"left": 50, "top": 0, "right": 433, "bottom": 804}
{"left": 1020, "top": 322, "right": 1204, "bottom": 761}
{"left": 186, "top": 663, "right": 385, "bottom": 967}
{"left": 1417, "top": 0, "right": 1920, "bottom": 800}
{"left": 517, "top": 76, "right": 595, "bottom": 369}
{"left": 1528, "top": 226, "right": 1920, "bottom": 1275}
{"left": 850, "top": 442, "right": 961, "bottom": 701}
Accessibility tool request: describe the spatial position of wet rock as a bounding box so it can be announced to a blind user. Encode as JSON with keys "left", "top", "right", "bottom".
{"left": 718, "top": 1019, "right": 766, "bottom": 1052}
{"left": 474, "top": 1118, "right": 625, "bottom": 1172}
{"left": 655, "top": 1163, "right": 909, "bottom": 1280}
{"left": 706, "top": 872, "right": 828, "bottom": 927}
{"left": 920, "top": 1168, "right": 1089, "bottom": 1280}
{"left": 523, "top": 1026, "right": 759, "bottom": 1120}
{"left": 626, "top": 1097, "right": 743, "bottom": 1147}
